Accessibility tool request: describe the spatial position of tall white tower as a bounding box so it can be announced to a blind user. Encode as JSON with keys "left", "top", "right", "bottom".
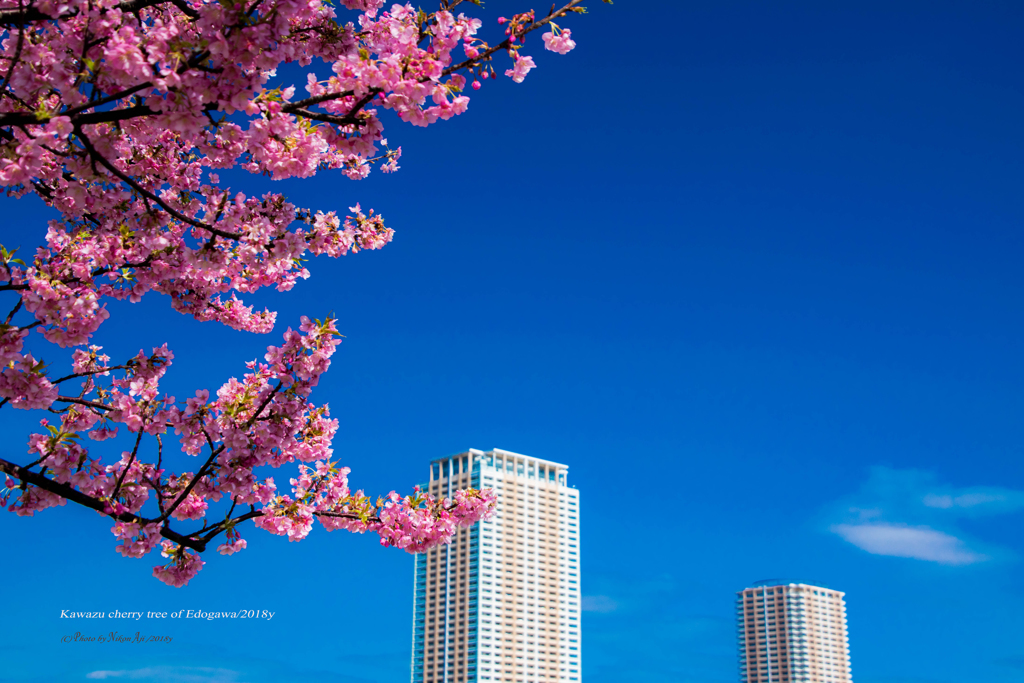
{"left": 412, "top": 448, "right": 582, "bottom": 683}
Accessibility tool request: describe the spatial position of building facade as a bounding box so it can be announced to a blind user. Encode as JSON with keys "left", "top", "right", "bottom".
{"left": 412, "top": 448, "right": 582, "bottom": 683}
{"left": 736, "top": 580, "right": 852, "bottom": 683}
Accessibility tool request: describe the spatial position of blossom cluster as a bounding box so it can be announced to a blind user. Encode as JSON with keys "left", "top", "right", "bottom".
{"left": 2, "top": 317, "right": 498, "bottom": 586}
{"left": 0, "top": 0, "right": 587, "bottom": 585}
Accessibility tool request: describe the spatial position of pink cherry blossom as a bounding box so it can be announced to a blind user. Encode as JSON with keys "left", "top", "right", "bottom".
{"left": 0, "top": 0, "right": 585, "bottom": 586}
{"left": 153, "top": 542, "right": 206, "bottom": 587}
{"left": 543, "top": 28, "right": 577, "bottom": 55}
{"left": 0, "top": 354, "right": 59, "bottom": 410}
{"left": 505, "top": 55, "right": 537, "bottom": 83}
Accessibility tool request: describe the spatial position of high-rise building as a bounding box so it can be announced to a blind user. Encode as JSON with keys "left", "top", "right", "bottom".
{"left": 736, "top": 580, "right": 852, "bottom": 683}
{"left": 411, "top": 448, "right": 582, "bottom": 683}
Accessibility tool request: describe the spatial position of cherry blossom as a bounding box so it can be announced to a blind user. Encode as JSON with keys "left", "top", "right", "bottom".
{"left": 542, "top": 27, "right": 576, "bottom": 55}
{"left": 0, "top": 0, "right": 598, "bottom": 585}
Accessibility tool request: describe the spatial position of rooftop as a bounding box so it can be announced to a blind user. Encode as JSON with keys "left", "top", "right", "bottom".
{"left": 431, "top": 448, "right": 570, "bottom": 471}
{"left": 745, "top": 579, "right": 832, "bottom": 590}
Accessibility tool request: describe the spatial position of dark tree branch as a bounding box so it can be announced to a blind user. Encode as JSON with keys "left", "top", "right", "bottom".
{"left": 290, "top": 108, "right": 366, "bottom": 127}
{"left": 158, "top": 442, "right": 224, "bottom": 523}
{"left": 0, "top": 105, "right": 156, "bottom": 128}
{"left": 161, "top": 383, "right": 281, "bottom": 521}
{"left": 0, "top": 0, "right": 195, "bottom": 27}
{"left": 195, "top": 509, "right": 262, "bottom": 544}
{"left": 55, "top": 396, "right": 112, "bottom": 412}
{"left": 0, "top": 0, "right": 26, "bottom": 94}
{"left": 441, "top": 0, "right": 585, "bottom": 78}
{"left": 0, "top": 456, "right": 204, "bottom": 550}
{"left": 52, "top": 364, "right": 127, "bottom": 385}
{"left": 282, "top": 89, "right": 356, "bottom": 112}
{"left": 110, "top": 427, "right": 145, "bottom": 500}
{"left": 76, "top": 128, "right": 242, "bottom": 240}
{"left": 243, "top": 383, "right": 282, "bottom": 429}
{"left": 275, "top": 1, "right": 583, "bottom": 119}
{"left": 4, "top": 298, "right": 23, "bottom": 324}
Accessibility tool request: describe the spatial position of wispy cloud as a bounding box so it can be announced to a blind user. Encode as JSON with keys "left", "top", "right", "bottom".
{"left": 581, "top": 595, "right": 619, "bottom": 613}
{"left": 831, "top": 522, "right": 987, "bottom": 565}
{"left": 579, "top": 573, "right": 677, "bottom": 616}
{"left": 86, "top": 667, "right": 244, "bottom": 683}
{"left": 580, "top": 572, "right": 733, "bottom": 683}
{"left": 922, "top": 490, "right": 1024, "bottom": 512}
{"left": 826, "top": 467, "right": 1024, "bottom": 565}
{"left": 995, "top": 655, "right": 1024, "bottom": 671}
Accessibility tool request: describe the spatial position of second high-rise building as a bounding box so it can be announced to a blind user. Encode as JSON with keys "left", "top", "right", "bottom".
{"left": 736, "top": 580, "right": 852, "bottom": 683}
{"left": 411, "top": 448, "right": 582, "bottom": 683}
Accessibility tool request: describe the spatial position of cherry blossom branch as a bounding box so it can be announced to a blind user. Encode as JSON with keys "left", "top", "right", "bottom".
{"left": 75, "top": 128, "right": 243, "bottom": 240}
{"left": 0, "top": 455, "right": 203, "bottom": 550}
{"left": 441, "top": 0, "right": 585, "bottom": 77}
{"left": 109, "top": 428, "right": 145, "bottom": 501}
{"left": 281, "top": 89, "right": 356, "bottom": 112}
{"left": 51, "top": 365, "right": 127, "bottom": 385}
{"left": 157, "top": 444, "right": 221, "bottom": 524}
{"left": 279, "top": 1, "right": 583, "bottom": 117}
{"left": 0, "top": 0, "right": 582, "bottom": 586}
{"left": 55, "top": 396, "right": 112, "bottom": 411}
{"left": 0, "top": 0, "right": 194, "bottom": 28}
{"left": 1, "top": 42, "right": 215, "bottom": 127}
{"left": 289, "top": 107, "right": 368, "bottom": 127}
{"left": 4, "top": 298, "right": 22, "bottom": 324}
{"left": 283, "top": 89, "right": 376, "bottom": 118}
{"left": 0, "top": 0, "right": 25, "bottom": 94}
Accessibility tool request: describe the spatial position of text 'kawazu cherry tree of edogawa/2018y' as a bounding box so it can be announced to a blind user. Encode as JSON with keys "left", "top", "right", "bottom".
{"left": 0, "top": 0, "right": 596, "bottom": 586}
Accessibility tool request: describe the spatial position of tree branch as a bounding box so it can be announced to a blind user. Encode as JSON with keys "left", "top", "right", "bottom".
{"left": 55, "top": 396, "right": 112, "bottom": 411}
{"left": 289, "top": 108, "right": 367, "bottom": 127}
{"left": 75, "top": 128, "right": 242, "bottom": 240}
{"left": 0, "top": 0, "right": 26, "bottom": 94}
{"left": 281, "top": 89, "right": 356, "bottom": 112}
{"left": 0, "top": 105, "right": 157, "bottom": 128}
{"left": 0, "top": 456, "right": 204, "bottom": 550}
{"left": 157, "top": 442, "right": 224, "bottom": 523}
{"left": 51, "top": 365, "right": 127, "bottom": 385}
{"left": 110, "top": 427, "right": 145, "bottom": 500}
{"left": 0, "top": 0, "right": 195, "bottom": 27}
{"left": 441, "top": 0, "right": 585, "bottom": 77}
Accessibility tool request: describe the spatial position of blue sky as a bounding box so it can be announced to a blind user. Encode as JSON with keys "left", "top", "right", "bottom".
{"left": 2, "top": 1, "right": 1024, "bottom": 682}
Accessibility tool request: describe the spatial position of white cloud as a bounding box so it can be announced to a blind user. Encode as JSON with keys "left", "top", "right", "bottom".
{"left": 86, "top": 667, "right": 243, "bottom": 683}
{"left": 922, "top": 494, "right": 954, "bottom": 509}
{"left": 923, "top": 491, "right": 1021, "bottom": 510}
{"left": 831, "top": 522, "right": 987, "bottom": 566}
{"left": 825, "top": 467, "right": 1024, "bottom": 565}
{"left": 581, "top": 595, "right": 618, "bottom": 613}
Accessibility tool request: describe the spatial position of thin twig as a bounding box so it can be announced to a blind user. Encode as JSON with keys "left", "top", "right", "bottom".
{"left": 110, "top": 427, "right": 145, "bottom": 500}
